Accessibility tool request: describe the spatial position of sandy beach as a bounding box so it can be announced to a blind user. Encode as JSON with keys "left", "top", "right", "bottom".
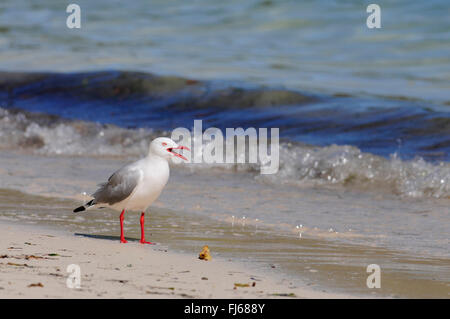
{"left": 0, "top": 221, "right": 351, "bottom": 299}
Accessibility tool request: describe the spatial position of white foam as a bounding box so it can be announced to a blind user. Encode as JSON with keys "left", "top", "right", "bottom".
{"left": 1, "top": 107, "right": 449, "bottom": 199}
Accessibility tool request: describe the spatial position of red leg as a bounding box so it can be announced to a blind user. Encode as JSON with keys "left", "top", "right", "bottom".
{"left": 119, "top": 209, "right": 127, "bottom": 243}
{"left": 140, "top": 212, "right": 153, "bottom": 244}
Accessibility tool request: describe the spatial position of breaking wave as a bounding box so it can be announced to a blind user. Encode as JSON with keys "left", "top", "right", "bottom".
{"left": 1, "top": 107, "right": 448, "bottom": 199}
{"left": 0, "top": 107, "right": 158, "bottom": 157}
{"left": 270, "top": 143, "right": 449, "bottom": 199}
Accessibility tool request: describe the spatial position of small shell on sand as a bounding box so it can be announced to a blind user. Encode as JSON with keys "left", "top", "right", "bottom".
{"left": 198, "top": 245, "right": 212, "bottom": 261}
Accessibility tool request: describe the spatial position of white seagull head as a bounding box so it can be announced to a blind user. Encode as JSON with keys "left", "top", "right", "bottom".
{"left": 148, "top": 137, "right": 190, "bottom": 161}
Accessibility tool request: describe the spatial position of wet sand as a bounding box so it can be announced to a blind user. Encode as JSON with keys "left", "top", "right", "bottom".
{"left": 0, "top": 221, "right": 349, "bottom": 299}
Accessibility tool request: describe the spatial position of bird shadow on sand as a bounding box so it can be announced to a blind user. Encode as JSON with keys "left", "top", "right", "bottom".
{"left": 74, "top": 233, "right": 139, "bottom": 243}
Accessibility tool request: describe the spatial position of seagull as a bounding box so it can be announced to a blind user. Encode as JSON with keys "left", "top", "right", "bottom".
{"left": 73, "top": 137, "right": 190, "bottom": 244}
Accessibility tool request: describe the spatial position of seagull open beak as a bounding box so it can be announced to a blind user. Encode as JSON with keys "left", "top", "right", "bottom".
{"left": 167, "top": 145, "right": 190, "bottom": 161}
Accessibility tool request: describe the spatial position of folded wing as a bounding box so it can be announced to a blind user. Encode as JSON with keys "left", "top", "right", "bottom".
{"left": 93, "top": 165, "right": 141, "bottom": 206}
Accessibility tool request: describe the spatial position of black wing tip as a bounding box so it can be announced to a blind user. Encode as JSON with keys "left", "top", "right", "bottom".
{"left": 73, "top": 199, "right": 95, "bottom": 213}
{"left": 73, "top": 206, "right": 86, "bottom": 213}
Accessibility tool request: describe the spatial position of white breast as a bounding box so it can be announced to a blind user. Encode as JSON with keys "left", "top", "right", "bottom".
{"left": 113, "top": 157, "right": 170, "bottom": 212}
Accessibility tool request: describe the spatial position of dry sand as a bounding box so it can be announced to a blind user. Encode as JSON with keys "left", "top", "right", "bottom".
{"left": 0, "top": 221, "right": 350, "bottom": 299}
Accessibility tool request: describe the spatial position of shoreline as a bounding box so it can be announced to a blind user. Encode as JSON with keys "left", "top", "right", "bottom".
{"left": 0, "top": 150, "right": 449, "bottom": 298}
{"left": 0, "top": 220, "right": 351, "bottom": 299}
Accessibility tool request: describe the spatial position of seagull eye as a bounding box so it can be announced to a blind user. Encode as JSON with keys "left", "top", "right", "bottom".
{"left": 162, "top": 142, "right": 167, "bottom": 146}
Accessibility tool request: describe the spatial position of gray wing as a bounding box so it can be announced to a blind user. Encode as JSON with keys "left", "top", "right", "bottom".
{"left": 92, "top": 165, "right": 141, "bottom": 206}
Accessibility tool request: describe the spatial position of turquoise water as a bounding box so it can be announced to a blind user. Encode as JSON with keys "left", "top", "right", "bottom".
{"left": 1, "top": 1, "right": 449, "bottom": 160}
{"left": 0, "top": 0, "right": 449, "bottom": 103}
{"left": 1, "top": 0, "right": 449, "bottom": 158}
